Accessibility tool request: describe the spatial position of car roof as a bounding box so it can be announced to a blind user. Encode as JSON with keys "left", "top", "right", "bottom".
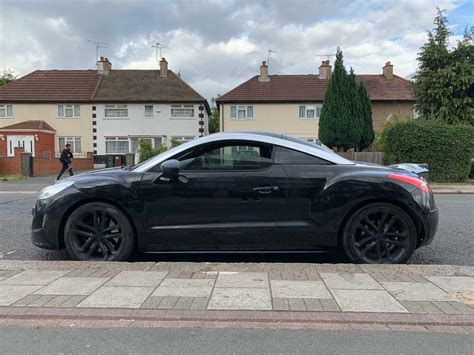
{"left": 133, "top": 131, "right": 355, "bottom": 172}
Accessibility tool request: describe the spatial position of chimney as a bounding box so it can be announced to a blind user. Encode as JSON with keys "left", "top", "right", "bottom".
{"left": 258, "top": 61, "right": 269, "bottom": 82}
{"left": 383, "top": 61, "right": 393, "bottom": 79}
{"left": 319, "top": 60, "right": 332, "bottom": 80}
{"left": 160, "top": 57, "right": 168, "bottom": 77}
{"left": 97, "top": 57, "right": 112, "bottom": 75}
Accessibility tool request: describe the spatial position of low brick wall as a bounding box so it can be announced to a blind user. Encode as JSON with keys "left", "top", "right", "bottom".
{"left": 0, "top": 148, "right": 25, "bottom": 176}
{"left": 32, "top": 152, "right": 94, "bottom": 176}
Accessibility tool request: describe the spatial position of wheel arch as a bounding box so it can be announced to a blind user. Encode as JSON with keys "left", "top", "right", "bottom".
{"left": 337, "top": 198, "right": 424, "bottom": 248}
{"left": 57, "top": 197, "right": 139, "bottom": 249}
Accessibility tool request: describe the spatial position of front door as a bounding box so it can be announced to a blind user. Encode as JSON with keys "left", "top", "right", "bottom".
{"left": 7, "top": 135, "right": 35, "bottom": 156}
{"left": 139, "top": 141, "right": 288, "bottom": 251}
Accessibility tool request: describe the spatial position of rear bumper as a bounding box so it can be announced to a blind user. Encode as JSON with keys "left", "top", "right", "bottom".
{"left": 418, "top": 207, "right": 439, "bottom": 247}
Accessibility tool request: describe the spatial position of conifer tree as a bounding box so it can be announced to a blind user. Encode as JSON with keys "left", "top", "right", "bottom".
{"left": 357, "top": 82, "right": 375, "bottom": 151}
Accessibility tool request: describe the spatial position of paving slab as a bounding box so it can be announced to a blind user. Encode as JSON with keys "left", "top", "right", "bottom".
{"left": 152, "top": 279, "right": 214, "bottom": 298}
{"left": 78, "top": 286, "right": 155, "bottom": 308}
{"left": 270, "top": 280, "right": 331, "bottom": 299}
{"left": 321, "top": 272, "right": 383, "bottom": 290}
{"left": 0, "top": 285, "right": 42, "bottom": 306}
{"left": 332, "top": 289, "right": 409, "bottom": 313}
{"left": 215, "top": 272, "right": 268, "bottom": 288}
{"left": 34, "top": 277, "right": 109, "bottom": 296}
{"left": 382, "top": 282, "right": 453, "bottom": 302}
{"left": 208, "top": 287, "right": 272, "bottom": 310}
{"left": 425, "top": 276, "right": 474, "bottom": 292}
{"left": 105, "top": 271, "right": 168, "bottom": 287}
{"left": 0, "top": 271, "right": 68, "bottom": 286}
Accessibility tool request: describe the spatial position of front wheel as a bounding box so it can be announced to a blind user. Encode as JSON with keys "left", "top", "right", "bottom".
{"left": 342, "top": 203, "right": 417, "bottom": 264}
{"left": 64, "top": 202, "right": 134, "bottom": 261}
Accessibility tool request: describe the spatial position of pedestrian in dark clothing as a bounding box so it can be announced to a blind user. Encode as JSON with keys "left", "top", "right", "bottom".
{"left": 57, "top": 144, "right": 74, "bottom": 180}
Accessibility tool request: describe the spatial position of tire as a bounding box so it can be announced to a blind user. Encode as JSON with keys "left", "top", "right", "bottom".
{"left": 64, "top": 202, "right": 134, "bottom": 261}
{"left": 342, "top": 203, "right": 417, "bottom": 264}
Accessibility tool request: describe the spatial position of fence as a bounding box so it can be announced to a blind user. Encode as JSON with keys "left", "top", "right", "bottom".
{"left": 337, "top": 151, "right": 385, "bottom": 165}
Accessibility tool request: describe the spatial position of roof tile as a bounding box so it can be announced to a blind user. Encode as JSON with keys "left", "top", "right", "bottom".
{"left": 0, "top": 120, "right": 56, "bottom": 132}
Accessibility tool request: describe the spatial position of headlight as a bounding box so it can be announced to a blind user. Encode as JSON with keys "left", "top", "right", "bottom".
{"left": 38, "top": 180, "right": 75, "bottom": 200}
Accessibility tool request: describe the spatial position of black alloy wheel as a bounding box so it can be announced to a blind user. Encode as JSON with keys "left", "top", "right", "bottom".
{"left": 64, "top": 202, "right": 134, "bottom": 261}
{"left": 342, "top": 203, "right": 417, "bottom": 264}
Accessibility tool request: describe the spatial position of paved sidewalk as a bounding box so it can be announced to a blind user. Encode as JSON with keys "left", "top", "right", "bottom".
{"left": 0, "top": 261, "right": 473, "bottom": 333}
{"left": 430, "top": 183, "right": 474, "bottom": 194}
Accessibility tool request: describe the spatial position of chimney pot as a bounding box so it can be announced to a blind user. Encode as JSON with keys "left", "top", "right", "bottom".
{"left": 383, "top": 61, "right": 394, "bottom": 79}
{"left": 319, "top": 60, "right": 332, "bottom": 80}
{"left": 259, "top": 61, "right": 269, "bottom": 82}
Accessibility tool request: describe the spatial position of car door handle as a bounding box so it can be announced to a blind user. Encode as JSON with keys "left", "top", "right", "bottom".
{"left": 252, "top": 186, "right": 279, "bottom": 194}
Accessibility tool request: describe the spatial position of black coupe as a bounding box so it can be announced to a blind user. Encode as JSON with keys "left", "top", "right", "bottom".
{"left": 32, "top": 132, "right": 438, "bottom": 263}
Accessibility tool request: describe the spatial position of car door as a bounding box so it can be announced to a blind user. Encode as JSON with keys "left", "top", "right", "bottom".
{"left": 273, "top": 146, "right": 337, "bottom": 249}
{"left": 139, "top": 140, "right": 288, "bottom": 251}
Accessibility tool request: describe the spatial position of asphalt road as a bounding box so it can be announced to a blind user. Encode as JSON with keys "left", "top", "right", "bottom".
{"left": 0, "top": 176, "right": 473, "bottom": 264}
{"left": 0, "top": 327, "right": 473, "bottom": 354}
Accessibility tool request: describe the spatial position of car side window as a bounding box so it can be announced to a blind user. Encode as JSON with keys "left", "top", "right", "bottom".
{"left": 179, "top": 143, "right": 273, "bottom": 171}
{"left": 274, "top": 146, "right": 332, "bottom": 165}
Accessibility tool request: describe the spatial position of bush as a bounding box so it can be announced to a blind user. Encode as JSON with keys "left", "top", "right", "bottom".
{"left": 380, "top": 120, "right": 474, "bottom": 182}
{"left": 138, "top": 140, "right": 168, "bottom": 163}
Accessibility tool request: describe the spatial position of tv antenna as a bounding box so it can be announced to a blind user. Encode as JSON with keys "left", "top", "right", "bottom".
{"left": 267, "top": 49, "right": 278, "bottom": 66}
{"left": 88, "top": 40, "right": 109, "bottom": 62}
{"left": 152, "top": 42, "right": 170, "bottom": 61}
{"left": 315, "top": 53, "right": 336, "bottom": 61}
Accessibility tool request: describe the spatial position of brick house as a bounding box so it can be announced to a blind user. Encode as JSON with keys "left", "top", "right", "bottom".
{"left": 0, "top": 120, "right": 55, "bottom": 157}
{"left": 217, "top": 61, "right": 415, "bottom": 142}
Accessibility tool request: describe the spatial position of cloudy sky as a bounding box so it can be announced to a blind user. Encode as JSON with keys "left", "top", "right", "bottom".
{"left": 0, "top": 0, "right": 471, "bottom": 100}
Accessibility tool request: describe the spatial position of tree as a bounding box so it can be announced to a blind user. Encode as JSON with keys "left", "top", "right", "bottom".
{"left": 318, "top": 48, "right": 364, "bottom": 151}
{"left": 357, "top": 81, "right": 375, "bottom": 151}
{"left": 0, "top": 70, "right": 15, "bottom": 86}
{"left": 208, "top": 97, "right": 220, "bottom": 134}
{"left": 413, "top": 8, "right": 474, "bottom": 125}
{"left": 138, "top": 139, "right": 168, "bottom": 163}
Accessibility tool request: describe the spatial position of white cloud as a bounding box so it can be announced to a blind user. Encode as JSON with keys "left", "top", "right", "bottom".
{"left": 0, "top": 0, "right": 468, "bottom": 99}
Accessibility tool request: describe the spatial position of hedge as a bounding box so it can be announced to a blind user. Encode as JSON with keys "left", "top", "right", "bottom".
{"left": 380, "top": 120, "right": 474, "bottom": 182}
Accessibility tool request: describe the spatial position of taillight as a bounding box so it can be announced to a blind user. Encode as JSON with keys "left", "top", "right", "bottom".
{"left": 387, "top": 173, "right": 430, "bottom": 193}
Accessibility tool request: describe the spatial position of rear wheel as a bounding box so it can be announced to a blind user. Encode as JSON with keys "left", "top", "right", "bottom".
{"left": 64, "top": 202, "right": 134, "bottom": 261}
{"left": 342, "top": 203, "right": 417, "bottom": 264}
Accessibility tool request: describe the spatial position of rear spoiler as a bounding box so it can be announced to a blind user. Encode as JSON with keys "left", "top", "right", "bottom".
{"left": 388, "top": 163, "right": 429, "bottom": 180}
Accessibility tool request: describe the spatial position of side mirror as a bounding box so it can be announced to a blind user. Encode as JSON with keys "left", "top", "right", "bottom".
{"left": 161, "top": 159, "right": 180, "bottom": 179}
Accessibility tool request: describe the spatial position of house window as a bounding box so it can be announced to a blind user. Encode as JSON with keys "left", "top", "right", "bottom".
{"left": 105, "top": 104, "right": 128, "bottom": 118}
{"left": 0, "top": 104, "right": 13, "bottom": 118}
{"left": 105, "top": 137, "right": 129, "bottom": 154}
{"left": 58, "top": 104, "right": 80, "bottom": 118}
{"left": 58, "top": 137, "right": 82, "bottom": 153}
{"left": 145, "top": 105, "right": 154, "bottom": 118}
{"left": 413, "top": 107, "right": 420, "bottom": 119}
{"left": 171, "top": 136, "right": 194, "bottom": 147}
{"left": 171, "top": 104, "right": 194, "bottom": 118}
{"left": 230, "top": 105, "right": 253, "bottom": 119}
{"left": 298, "top": 104, "right": 322, "bottom": 119}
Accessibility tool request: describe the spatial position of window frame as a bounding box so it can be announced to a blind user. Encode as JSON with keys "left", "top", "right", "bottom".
{"left": 0, "top": 104, "right": 13, "bottom": 118}
{"left": 105, "top": 136, "right": 130, "bottom": 154}
{"left": 152, "top": 140, "right": 275, "bottom": 173}
{"left": 104, "top": 104, "right": 129, "bottom": 119}
{"left": 58, "top": 136, "right": 82, "bottom": 154}
{"left": 144, "top": 104, "right": 154, "bottom": 118}
{"left": 274, "top": 146, "right": 332, "bottom": 165}
{"left": 171, "top": 104, "right": 195, "bottom": 119}
{"left": 298, "top": 104, "right": 322, "bottom": 120}
{"left": 57, "top": 104, "right": 80, "bottom": 118}
{"left": 229, "top": 105, "right": 254, "bottom": 120}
